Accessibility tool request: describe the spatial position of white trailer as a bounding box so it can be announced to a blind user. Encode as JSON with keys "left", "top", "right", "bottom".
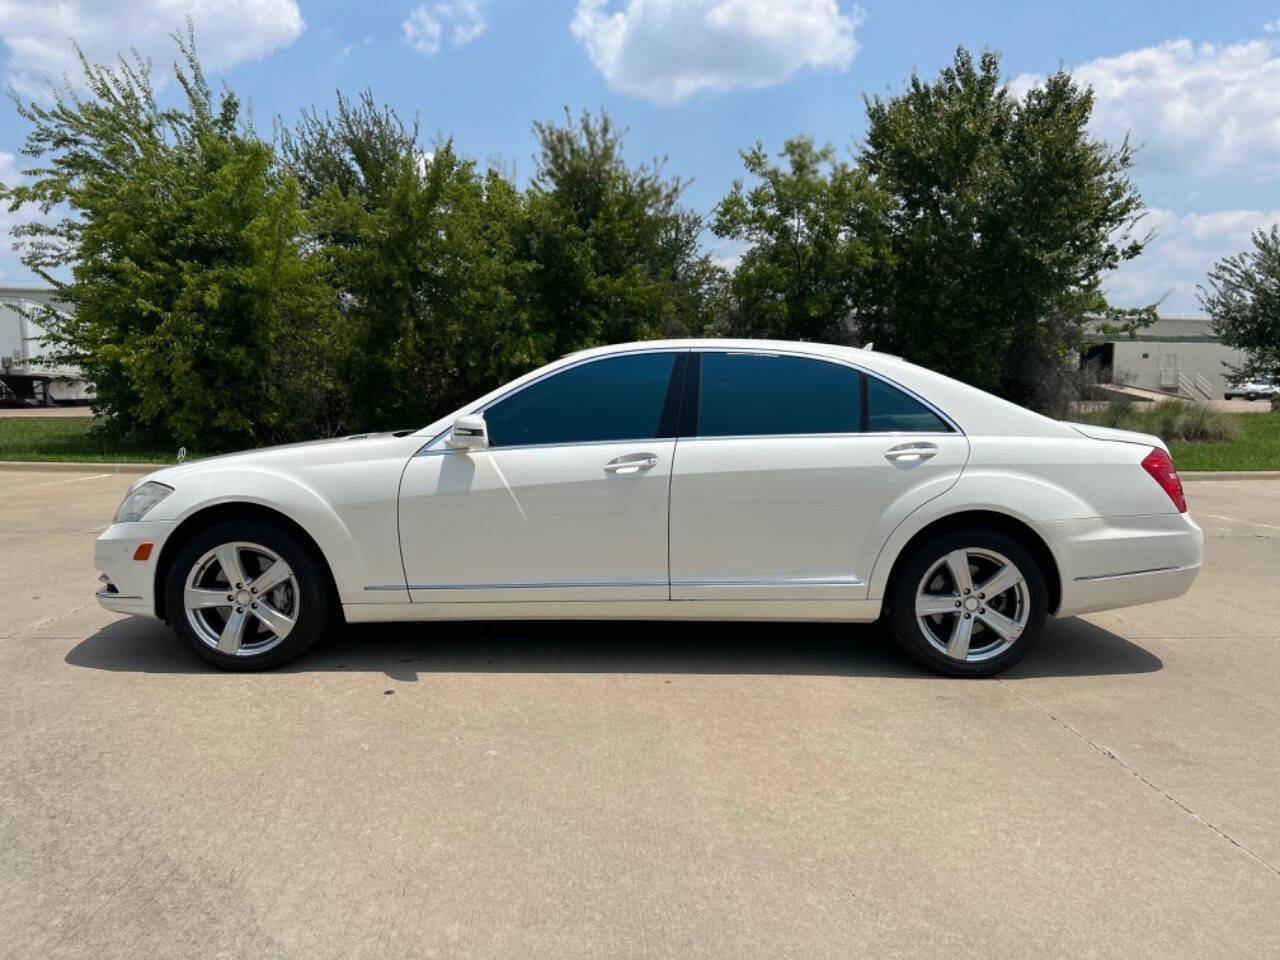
{"left": 0, "top": 287, "right": 91, "bottom": 404}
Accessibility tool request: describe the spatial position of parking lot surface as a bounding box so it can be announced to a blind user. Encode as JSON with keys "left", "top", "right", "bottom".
{"left": 2, "top": 470, "right": 1278, "bottom": 959}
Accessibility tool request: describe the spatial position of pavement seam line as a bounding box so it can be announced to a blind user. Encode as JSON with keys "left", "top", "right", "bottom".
{"left": 1, "top": 602, "right": 97, "bottom": 640}
{"left": 996, "top": 678, "right": 1280, "bottom": 882}
{"left": 1197, "top": 512, "right": 1280, "bottom": 533}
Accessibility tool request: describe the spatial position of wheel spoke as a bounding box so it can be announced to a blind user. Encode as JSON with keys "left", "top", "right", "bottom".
{"left": 251, "top": 600, "right": 295, "bottom": 640}
{"left": 977, "top": 606, "right": 1024, "bottom": 641}
{"left": 251, "top": 559, "right": 292, "bottom": 595}
{"left": 185, "top": 586, "right": 231, "bottom": 610}
{"left": 216, "top": 543, "right": 247, "bottom": 588}
{"left": 916, "top": 594, "right": 959, "bottom": 617}
{"left": 944, "top": 550, "right": 974, "bottom": 595}
{"left": 947, "top": 614, "right": 975, "bottom": 660}
{"left": 976, "top": 562, "right": 1023, "bottom": 600}
{"left": 217, "top": 608, "right": 249, "bottom": 654}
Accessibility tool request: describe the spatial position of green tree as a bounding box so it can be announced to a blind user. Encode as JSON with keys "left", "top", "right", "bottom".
{"left": 283, "top": 93, "right": 534, "bottom": 430}
{"left": 859, "top": 48, "right": 1149, "bottom": 408}
{"left": 1200, "top": 225, "right": 1280, "bottom": 386}
{"left": 712, "top": 136, "right": 891, "bottom": 343}
{"left": 520, "top": 110, "right": 725, "bottom": 355}
{"left": 0, "top": 30, "right": 338, "bottom": 450}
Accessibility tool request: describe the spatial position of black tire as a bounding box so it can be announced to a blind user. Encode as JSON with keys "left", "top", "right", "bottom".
{"left": 164, "top": 518, "right": 334, "bottom": 671}
{"left": 887, "top": 527, "right": 1048, "bottom": 678}
{"left": 1246, "top": 393, "right": 1257, "bottom": 402}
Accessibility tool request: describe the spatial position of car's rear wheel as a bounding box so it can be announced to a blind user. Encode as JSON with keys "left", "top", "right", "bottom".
{"left": 164, "top": 518, "right": 333, "bottom": 671}
{"left": 1246, "top": 392, "right": 1258, "bottom": 401}
{"left": 887, "top": 527, "right": 1048, "bottom": 677}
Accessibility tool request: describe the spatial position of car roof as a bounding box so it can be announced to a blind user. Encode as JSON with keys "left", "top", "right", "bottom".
{"left": 553, "top": 339, "right": 1077, "bottom": 439}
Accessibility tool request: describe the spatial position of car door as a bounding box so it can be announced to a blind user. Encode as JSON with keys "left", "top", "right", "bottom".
{"left": 397, "top": 350, "right": 686, "bottom": 602}
{"left": 668, "top": 350, "right": 969, "bottom": 601}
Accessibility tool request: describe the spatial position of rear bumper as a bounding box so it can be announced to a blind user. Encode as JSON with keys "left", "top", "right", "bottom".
{"left": 1039, "top": 513, "right": 1203, "bottom": 617}
{"left": 94, "top": 519, "right": 178, "bottom": 620}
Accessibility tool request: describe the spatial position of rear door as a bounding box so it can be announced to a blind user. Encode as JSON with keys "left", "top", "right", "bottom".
{"left": 668, "top": 350, "right": 969, "bottom": 601}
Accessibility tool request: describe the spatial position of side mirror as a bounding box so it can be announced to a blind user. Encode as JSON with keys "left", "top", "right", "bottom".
{"left": 446, "top": 413, "right": 489, "bottom": 451}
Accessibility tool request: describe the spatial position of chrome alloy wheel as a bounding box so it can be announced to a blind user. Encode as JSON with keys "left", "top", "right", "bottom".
{"left": 914, "top": 547, "right": 1030, "bottom": 663}
{"left": 183, "top": 541, "right": 300, "bottom": 657}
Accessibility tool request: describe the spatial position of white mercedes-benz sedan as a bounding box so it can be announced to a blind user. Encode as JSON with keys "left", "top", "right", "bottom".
{"left": 95, "top": 339, "right": 1202, "bottom": 677}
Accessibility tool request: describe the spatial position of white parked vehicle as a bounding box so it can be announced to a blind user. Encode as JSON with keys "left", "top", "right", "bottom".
{"left": 1223, "top": 379, "right": 1278, "bottom": 401}
{"left": 96, "top": 340, "right": 1202, "bottom": 677}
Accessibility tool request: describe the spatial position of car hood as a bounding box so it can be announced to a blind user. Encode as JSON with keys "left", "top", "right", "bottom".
{"left": 137, "top": 431, "right": 422, "bottom": 487}
{"left": 1064, "top": 422, "right": 1167, "bottom": 452}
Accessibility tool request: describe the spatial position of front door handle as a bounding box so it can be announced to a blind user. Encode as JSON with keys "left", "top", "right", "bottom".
{"left": 884, "top": 441, "right": 938, "bottom": 464}
{"left": 604, "top": 453, "right": 659, "bottom": 475}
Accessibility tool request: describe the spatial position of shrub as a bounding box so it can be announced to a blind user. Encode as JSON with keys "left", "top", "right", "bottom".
{"left": 1173, "top": 402, "right": 1242, "bottom": 442}
{"left": 1081, "top": 399, "right": 1241, "bottom": 443}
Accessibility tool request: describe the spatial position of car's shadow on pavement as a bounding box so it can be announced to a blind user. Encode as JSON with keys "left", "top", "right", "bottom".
{"left": 65, "top": 615, "right": 1162, "bottom": 680}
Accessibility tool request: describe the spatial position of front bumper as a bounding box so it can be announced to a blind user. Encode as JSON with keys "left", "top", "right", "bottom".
{"left": 94, "top": 519, "right": 179, "bottom": 620}
{"left": 1041, "top": 512, "right": 1203, "bottom": 617}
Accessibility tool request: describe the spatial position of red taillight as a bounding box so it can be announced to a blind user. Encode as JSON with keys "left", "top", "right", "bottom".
{"left": 1141, "top": 448, "right": 1186, "bottom": 512}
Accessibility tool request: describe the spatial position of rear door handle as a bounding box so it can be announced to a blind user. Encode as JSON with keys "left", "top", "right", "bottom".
{"left": 884, "top": 441, "right": 938, "bottom": 464}
{"left": 604, "top": 453, "right": 659, "bottom": 475}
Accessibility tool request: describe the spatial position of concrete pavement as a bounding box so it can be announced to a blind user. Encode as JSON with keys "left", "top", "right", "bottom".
{"left": 2, "top": 470, "right": 1278, "bottom": 959}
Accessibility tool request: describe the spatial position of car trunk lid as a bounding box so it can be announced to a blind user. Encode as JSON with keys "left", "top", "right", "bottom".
{"left": 1063, "top": 422, "right": 1168, "bottom": 453}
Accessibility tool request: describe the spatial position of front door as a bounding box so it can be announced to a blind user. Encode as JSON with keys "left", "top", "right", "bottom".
{"left": 398, "top": 350, "right": 685, "bottom": 602}
{"left": 669, "top": 351, "right": 969, "bottom": 601}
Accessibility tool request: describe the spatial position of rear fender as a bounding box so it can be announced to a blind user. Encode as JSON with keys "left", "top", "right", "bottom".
{"left": 866, "top": 470, "right": 1086, "bottom": 601}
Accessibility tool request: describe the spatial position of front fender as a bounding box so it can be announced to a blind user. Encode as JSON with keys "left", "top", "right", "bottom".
{"left": 147, "top": 462, "right": 408, "bottom": 605}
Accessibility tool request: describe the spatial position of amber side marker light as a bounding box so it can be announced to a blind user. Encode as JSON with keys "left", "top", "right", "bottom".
{"left": 133, "top": 542, "right": 154, "bottom": 561}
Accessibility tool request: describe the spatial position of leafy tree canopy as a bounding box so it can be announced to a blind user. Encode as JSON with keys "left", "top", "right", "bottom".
{"left": 1200, "top": 225, "right": 1280, "bottom": 384}
{"left": 858, "top": 48, "right": 1150, "bottom": 404}
{"left": 0, "top": 28, "right": 335, "bottom": 450}
{"left": 712, "top": 136, "right": 890, "bottom": 344}
{"left": 0, "top": 35, "right": 1168, "bottom": 450}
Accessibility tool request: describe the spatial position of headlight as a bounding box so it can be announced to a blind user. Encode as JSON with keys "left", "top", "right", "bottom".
{"left": 113, "top": 482, "right": 173, "bottom": 523}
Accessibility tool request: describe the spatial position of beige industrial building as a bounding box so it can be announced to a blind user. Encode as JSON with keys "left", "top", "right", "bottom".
{"left": 1083, "top": 317, "right": 1245, "bottom": 401}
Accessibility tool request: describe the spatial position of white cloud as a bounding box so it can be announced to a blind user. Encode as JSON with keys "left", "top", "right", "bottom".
{"left": 1012, "top": 27, "right": 1280, "bottom": 180}
{"left": 570, "top": 0, "right": 862, "bottom": 105}
{"left": 1105, "top": 207, "right": 1280, "bottom": 315}
{"left": 0, "top": 1, "right": 304, "bottom": 98}
{"left": 0, "top": 151, "right": 24, "bottom": 187}
{"left": 0, "top": 150, "right": 60, "bottom": 286}
{"left": 403, "top": 1, "right": 488, "bottom": 56}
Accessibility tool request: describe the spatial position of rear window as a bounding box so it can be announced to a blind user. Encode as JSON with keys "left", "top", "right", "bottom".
{"left": 866, "top": 376, "right": 950, "bottom": 432}
{"left": 697, "top": 352, "right": 863, "bottom": 437}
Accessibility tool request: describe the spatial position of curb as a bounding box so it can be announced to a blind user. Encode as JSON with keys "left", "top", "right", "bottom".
{"left": 1180, "top": 470, "right": 1280, "bottom": 481}
{"left": 0, "top": 460, "right": 168, "bottom": 475}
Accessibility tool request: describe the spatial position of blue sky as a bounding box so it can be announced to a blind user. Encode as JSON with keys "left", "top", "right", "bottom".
{"left": 1, "top": 1, "right": 1278, "bottom": 315}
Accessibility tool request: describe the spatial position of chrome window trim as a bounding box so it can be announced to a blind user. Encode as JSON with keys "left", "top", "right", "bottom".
{"left": 418, "top": 346, "right": 687, "bottom": 455}
{"left": 671, "top": 431, "right": 956, "bottom": 444}
{"left": 416, "top": 343, "right": 963, "bottom": 456}
{"left": 692, "top": 346, "right": 962, "bottom": 437}
{"left": 417, "top": 437, "right": 679, "bottom": 456}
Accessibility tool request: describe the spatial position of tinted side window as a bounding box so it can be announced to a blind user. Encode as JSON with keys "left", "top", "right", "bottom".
{"left": 485, "top": 352, "right": 678, "bottom": 447}
{"left": 866, "top": 376, "right": 949, "bottom": 432}
{"left": 697, "top": 353, "right": 862, "bottom": 437}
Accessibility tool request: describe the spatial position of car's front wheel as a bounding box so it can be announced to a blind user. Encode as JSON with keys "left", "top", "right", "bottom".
{"left": 887, "top": 528, "right": 1048, "bottom": 677}
{"left": 164, "top": 518, "right": 334, "bottom": 671}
